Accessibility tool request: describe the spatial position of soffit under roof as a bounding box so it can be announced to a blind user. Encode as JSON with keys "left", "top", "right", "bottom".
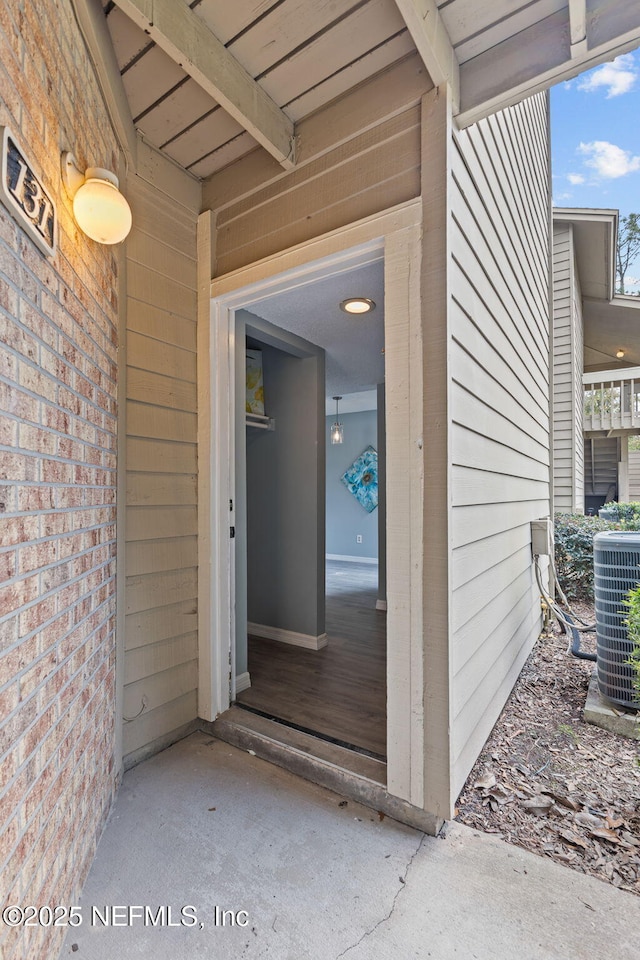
{"left": 102, "top": 0, "right": 640, "bottom": 182}
{"left": 554, "top": 209, "right": 618, "bottom": 302}
{"left": 584, "top": 297, "right": 640, "bottom": 370}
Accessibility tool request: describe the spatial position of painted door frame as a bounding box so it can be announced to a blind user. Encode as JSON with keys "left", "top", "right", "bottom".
{"left": 197, "top": 198, "right": 426, "bottom": 807}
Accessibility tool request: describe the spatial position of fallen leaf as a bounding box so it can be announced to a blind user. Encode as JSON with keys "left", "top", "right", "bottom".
{"left": 575, "top": 811, "right": 603, "bottom": 831}
{"left": 605, "top": 814, "right": 624, "bottom": 830}
{"left": 475, "top": 772, "right": 496, "bottom": 790}
{"left": 559, "top": 830, "right": 589, "bottom": 850}
{"left": 590, "top": 828, "right": 622, "bottom": 845}
{"left": 208, "top": 807, "right": 216, "bottom": 812}
{"left": 522, "top": 796, "right": 554, "bottom": 817}
{"left": 544, "top": 792, "right": 581, "bottom": 812}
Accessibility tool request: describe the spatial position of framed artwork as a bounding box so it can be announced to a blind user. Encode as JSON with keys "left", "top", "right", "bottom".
{"left": 341, "top": 445, "right": 378, "bottom": 513}
{"left": 246, "top": 349, "right": 265, "bottom": 415}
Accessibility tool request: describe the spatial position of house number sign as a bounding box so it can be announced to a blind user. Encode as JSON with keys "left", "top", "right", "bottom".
{"left": 0, "top": 126, "right": 56, "bottom": 257}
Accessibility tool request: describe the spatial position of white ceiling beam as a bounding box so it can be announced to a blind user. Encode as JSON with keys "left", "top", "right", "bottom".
{"left": 568, "top": 0, "right": 587, "bottom": 58}
{"left": 112, "top": 0, "right": 295, "bottom": 169}
{"left": 392, "top": 0, "right": 460, "bottom": 110}
{"left": 457, "top": 8, "right": 640, "bottom": 129}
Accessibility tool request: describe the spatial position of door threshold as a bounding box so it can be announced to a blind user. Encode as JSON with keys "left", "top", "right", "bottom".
{"left": 206, "top": 706, "right": 443, "bottom": 835}
{"left": 233, "top": 701, "right": 386, "bottom": 763}
{"left": 212, "top": 705, "right": 386, "bottom": 784}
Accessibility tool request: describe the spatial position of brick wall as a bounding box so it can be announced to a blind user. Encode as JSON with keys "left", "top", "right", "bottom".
{"left": 0, "top": 3, "right": 121, "bottom": 958}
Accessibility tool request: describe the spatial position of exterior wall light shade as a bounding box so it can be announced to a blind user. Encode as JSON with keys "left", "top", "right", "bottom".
{"left": 339, "top": 298, "right": 376, "bottom": 314}
{"left": 61, "top": 152, "right": 132, "bottom": 244}
{"left": 617, "top": 349, "right": 625, "bottom": 359}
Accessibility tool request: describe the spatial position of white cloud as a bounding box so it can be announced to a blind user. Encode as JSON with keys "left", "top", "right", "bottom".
{"left": 577, "top": 140, "right": 640, "bottom": 178}
{"left": 567, "top": 173, "right": 585, "bottom": 185}
{"left": 577, "top": 53, "right": 637, "bottom": 97}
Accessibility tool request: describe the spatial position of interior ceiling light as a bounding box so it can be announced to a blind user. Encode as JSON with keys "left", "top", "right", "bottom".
{"left": 617, "top": 349, "right": 626, "bottom": 359}
{"left": 339, "top": 298, "right": 376, "bottom": 314}
{"left": 330, "top": 396, "right": 344, "bottom": 445}
{"left": 61, "top": 152, "right": 132, "bottom": 244}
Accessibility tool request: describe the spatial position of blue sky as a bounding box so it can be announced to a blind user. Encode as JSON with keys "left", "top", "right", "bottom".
{"left": 551, "top": 52, "right": 640, "bottom": 290}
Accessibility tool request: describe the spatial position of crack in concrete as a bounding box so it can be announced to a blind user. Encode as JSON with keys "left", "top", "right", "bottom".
{"left": 335, "top": 834, "right": 426, "bottom": 959}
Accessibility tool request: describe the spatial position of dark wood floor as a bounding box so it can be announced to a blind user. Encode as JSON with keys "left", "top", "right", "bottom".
{"left": 236, "top": 561, "right": 386, "bottom": 758}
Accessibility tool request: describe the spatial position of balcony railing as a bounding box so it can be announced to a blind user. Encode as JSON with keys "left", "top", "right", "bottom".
{"left": 583, "top": 367, "right": 640, "bottom": 432}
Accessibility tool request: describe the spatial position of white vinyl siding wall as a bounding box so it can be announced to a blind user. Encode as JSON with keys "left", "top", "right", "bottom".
{"left": 123, "top": 144, "right": 200, "bottom": 763}
{"left": 552, "top": 222, "right": 584, "bottom": 513}
{"left": 449, "top": 94, "right": 551, "bottom": 795}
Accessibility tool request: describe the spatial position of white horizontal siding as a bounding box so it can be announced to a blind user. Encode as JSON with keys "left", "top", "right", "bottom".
{"left": 629, "top": 449, "right": 640, "bottom": 499}
{"left": 449, "top": 93, "right": 550, "bottom": 799}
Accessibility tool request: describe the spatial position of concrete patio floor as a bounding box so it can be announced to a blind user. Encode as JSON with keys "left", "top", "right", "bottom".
{"left": 62, "top": 732, "right": 639, "bottom": 959}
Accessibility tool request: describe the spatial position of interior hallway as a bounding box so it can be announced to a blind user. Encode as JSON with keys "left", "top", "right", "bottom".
{"left": 237, "top": 560, "right": 386, "bottom": 758}
{"left": 62, "top": 733, "right": 638, "bottom": 960}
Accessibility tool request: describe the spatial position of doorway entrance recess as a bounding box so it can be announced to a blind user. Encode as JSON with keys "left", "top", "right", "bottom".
{"left": 197, "top": 199, "right": 427, "bottom": 812}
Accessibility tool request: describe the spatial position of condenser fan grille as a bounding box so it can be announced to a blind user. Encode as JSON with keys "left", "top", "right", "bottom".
{"left": 593, "top": 532, "right": 640, "bottom": 710}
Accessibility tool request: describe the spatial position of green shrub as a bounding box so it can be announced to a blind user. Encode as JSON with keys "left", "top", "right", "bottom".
{"left": 553, "top": 513, "right": 621, "bottom": 600}
{"left": 624, "top": 584, "right": 640, "bottom": 704}
{"left": 596, "top": 501, "right": 640, "bottom": 526}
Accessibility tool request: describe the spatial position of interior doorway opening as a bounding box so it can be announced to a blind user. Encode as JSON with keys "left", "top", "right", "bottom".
{"left": 201, "top": 202, "right": 425, "bottom": 808}
{"left": 232, "top": 257, "right": 387, "bottom": 765}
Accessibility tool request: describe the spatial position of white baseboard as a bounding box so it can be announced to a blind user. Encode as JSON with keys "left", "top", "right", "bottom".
{"left": 235, "top": 671, "right": 251, "bottom": 694}
{"left": 248, "top": 622, "right": 328, "bottom": 650}
{"left": 326, "top": 554, "right": 378, "bottom": 565}
{"left": 376, "top": 599, "right": 387, "bottom": 611}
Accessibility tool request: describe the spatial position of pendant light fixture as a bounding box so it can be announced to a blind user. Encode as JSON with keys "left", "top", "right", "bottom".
{"left": 330, "top": 396, "right": 344, "bottom": 444}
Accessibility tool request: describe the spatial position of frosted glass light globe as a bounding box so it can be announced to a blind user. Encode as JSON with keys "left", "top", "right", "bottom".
{"left": 72, "top": 169, "right": 132, "bottom": 244}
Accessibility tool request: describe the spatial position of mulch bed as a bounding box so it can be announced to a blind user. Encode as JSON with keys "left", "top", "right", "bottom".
{"left": 455, "top": 603, "right": 640, "bottom": 895}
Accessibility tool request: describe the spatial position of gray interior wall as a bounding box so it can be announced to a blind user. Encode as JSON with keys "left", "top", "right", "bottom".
{"left": 326, "top": 410, "right": 379, "bottom": 560}
{"left": 245, "top": 323, "right": 325, "bottom": 639}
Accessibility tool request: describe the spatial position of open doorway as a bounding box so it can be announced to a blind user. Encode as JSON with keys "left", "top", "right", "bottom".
{"left": 233, "top": 258, "right": 387, "bottom": 761}
{"left": 200, "top": 204, "right": 426, "bottom": 808}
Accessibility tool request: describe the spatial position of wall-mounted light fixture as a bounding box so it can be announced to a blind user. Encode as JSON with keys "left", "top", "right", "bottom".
{"left": 61, "top": 152, "right": 132, "bottom": 244}
{"left": 339, "top": 298, "right": 376, "bottom": 314}
{"left": 617, "top": 349, "right": 626, "bottom": 359}
{"left": 330, "top": 396, "right": 344, "bottom": 444}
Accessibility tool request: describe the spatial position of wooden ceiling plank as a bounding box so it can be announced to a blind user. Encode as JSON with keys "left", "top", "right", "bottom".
{"left": 284, "top": 33, "right": 416, "bottom": 123}
{"left": 136, "top": 79, "right": 218, "bottom": 148}
{"left": 112, "top": 0, "right": 296, "bottom": 167}
{"left": 163, "top": 111, "right": 246, "bottom": 169}
{"left": 392, "top": 0, "right": 460, "bottom": 109}
{"left": 453, "top": 0, "right": 565, "bottom": 66}
{"left": 458, "top": 8, "right": 640, "bottom": 128}
{"left": 228, "top": 0, "right": 359, "bottom": 78}
{"left": 258, "top": 0, "right": 406, "bottom": 107}
{"left": 188, "top": 133, "right": 259, "bottom": 179}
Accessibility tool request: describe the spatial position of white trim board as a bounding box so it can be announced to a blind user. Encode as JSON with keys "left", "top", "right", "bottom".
{"left": 247, "top": 623, "right": 328, "bottom": 650}
{"left": 200, "top": 197, "right": 425, "bottom": 808}
{"left": 326, "top": 554, "right": 378, "bottom": 564}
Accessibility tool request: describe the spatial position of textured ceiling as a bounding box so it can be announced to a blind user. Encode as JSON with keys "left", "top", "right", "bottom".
{"left": 247, "top": 259, "right": 385, "bottom": 399}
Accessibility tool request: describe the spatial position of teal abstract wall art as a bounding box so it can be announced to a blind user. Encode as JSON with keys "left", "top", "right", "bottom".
{"left": 341, "top": 445, "right": 378, "bottom": 513}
